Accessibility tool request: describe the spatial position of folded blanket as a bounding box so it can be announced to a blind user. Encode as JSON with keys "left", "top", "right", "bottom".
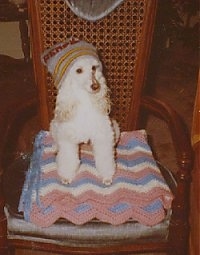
{"left": 19, "top": 130, "right": 173, "bottom": 227}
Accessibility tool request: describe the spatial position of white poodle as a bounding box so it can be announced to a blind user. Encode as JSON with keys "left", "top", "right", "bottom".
{"left": 50, "top": 55, "right": 119, "bottom": 185}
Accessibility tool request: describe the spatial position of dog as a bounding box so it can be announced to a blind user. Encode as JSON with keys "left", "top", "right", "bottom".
{"left": 42, "top": 38, "right": 119, "bottom": 185}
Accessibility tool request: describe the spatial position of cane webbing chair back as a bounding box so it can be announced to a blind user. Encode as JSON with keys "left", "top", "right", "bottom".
{"left": 29, "top": 0, "right": 157, "bottom": 131}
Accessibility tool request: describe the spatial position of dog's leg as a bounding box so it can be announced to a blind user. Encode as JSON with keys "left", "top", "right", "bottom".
{"left": 56, "top": 141, "right": 80, "bottom": 184}
{"left": 92, "top": 133, "right": 116, "bottom": 185}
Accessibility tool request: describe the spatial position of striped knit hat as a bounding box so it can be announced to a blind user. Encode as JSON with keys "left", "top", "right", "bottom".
{"left": 41, "top": 37, "right": 100, "bottom": 88}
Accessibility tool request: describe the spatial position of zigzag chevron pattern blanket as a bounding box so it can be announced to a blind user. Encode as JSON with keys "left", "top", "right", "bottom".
{"left": 19, "top": 130, "right": 173, "bottom": 227}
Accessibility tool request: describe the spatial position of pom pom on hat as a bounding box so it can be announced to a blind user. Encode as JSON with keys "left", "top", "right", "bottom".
{"left": 41, "top": 37, "right": 100, "bottom": 88}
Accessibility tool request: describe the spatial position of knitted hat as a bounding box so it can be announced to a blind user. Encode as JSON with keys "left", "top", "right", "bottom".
{"left": 41, "top": 37, "right": 100, "bottom": 88}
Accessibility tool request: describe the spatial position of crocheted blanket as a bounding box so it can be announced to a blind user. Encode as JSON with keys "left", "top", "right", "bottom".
{"left": 19, "top": 130, "right": 173, "bottom": 227}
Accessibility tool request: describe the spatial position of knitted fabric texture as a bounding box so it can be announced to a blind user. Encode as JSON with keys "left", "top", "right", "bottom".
{"left": 19, "top": 130, "right": 173, "bottom": 228}
{"left": 41, "top": 37, "right": 100, "bottom": 87}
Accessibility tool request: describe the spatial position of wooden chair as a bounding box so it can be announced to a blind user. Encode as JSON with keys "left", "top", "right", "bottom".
{"left": 0, "top": 0, "right": 193, "bottom": 254}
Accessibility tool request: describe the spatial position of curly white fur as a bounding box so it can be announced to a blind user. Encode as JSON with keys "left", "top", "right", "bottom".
{"left": 50, "top": 56, "right": 119, "bottom": 185}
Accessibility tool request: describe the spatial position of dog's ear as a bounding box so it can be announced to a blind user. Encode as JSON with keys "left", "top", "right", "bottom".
{"left": 54, "top": 101, "right": 76, "bottom": 122}
{"left": 102, "top": 96, "right": 111, "bottom": 115}
{"left": 54, "top": 76, "right": 77, "bottom": 122}
{"left": 54, "top": 89, "right": 76, "bottom": 122}
{"left": 97, "top": 85, "right": 111, "bottom": 115}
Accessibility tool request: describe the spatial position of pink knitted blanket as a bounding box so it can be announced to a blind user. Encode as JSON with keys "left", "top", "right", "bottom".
{"left": 19, "top": 130, "right": 173, "bottom": 227}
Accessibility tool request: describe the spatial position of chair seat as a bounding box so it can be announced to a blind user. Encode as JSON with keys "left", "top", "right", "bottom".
{"left": 5, "top": 206, "right": 170, "bottom": 247}
{"left": 3, "top": 148, "right": 176, "bottom": 248}
{"left": 3, "top": 130, "right": 176, "bottom": 247}
{"left": 4, "top": 154, "right": 171, "bottom": 246}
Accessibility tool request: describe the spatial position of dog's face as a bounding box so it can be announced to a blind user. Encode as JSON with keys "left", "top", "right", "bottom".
{"left": 55, "top": 56, "right": 110, "bottom": 121}
{"left": 63, "top": 56, "right": 105, "bottom": 94}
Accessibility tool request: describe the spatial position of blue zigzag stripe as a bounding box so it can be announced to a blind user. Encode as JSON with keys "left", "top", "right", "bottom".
{"left": 39, "top": 172, "right": 165, "bottom": 189}
{"left": 80, "top": 157, "right": 157, "bottom": 169}
{"left": 117, "top": 139, "right": 151, "bottom": 151}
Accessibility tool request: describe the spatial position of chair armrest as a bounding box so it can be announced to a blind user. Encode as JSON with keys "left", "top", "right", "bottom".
{"left": 141, "top": 95, "right": 194, "bottom": 249}
{"left": 141, "top": 96, "right": 193, "bottom": 173}
{"left": 0, "top": 97, "right": 38, "bottom": 172}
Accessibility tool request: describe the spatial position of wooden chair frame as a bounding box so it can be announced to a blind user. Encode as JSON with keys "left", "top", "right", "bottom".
{"left": 0, "top": 0, "right": 193, "bottom": 254}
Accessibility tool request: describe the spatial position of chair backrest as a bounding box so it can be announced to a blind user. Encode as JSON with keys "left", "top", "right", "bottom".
{"left": 28, "top": 0, "right": 157, "bottom": 132}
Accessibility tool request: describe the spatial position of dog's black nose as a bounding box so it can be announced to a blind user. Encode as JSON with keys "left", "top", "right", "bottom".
{"left": 91, "top": 81, "right": 100, "bottom": 92}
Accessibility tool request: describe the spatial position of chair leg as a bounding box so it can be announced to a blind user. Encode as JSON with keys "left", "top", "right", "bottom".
{"left": 169, "top": 222, "right": 189, "bottom": 255}
{"left": 0, "top": 194, "right": 9, "bottom": 255}
{"left": 169, "top": 248, "right": 188, "bottom": 255}
{"left": 0, "top": 250, "right": 9, "bottom": 255}
{"left": 8, "top": 247, "right": 15, "bottom": 255}
{"left": 168, "top": 161, "right": 191, "bottom": 255}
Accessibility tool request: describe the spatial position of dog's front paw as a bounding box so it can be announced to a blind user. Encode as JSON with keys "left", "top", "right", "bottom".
{"left": 103, "top": 178, "right": 113, "bottom": 186}
{"left": 58, "top": 166, "right": 79, "bottom": 185}
{"left": 57, "top": 160, "right": 80, "bottom": 185}
{"left": 58, "top": 171, "right": 76, "bottom": 185}
{"left": 61, "top": 177, "right": 73, "bottom": 185}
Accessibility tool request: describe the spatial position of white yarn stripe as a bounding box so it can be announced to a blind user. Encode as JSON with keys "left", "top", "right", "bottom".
{"left": 37, "top": 180, "right": 171, "bottom": 198}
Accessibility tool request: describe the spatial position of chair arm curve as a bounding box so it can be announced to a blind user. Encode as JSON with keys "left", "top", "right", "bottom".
{"left": 0, "top": 97, "right": 38, "bottom": 172}
{"left": 141, "top": 95, "right": 193, "bottom": 173}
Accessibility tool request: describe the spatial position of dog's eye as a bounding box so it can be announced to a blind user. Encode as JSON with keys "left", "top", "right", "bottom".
{"left": 92, "top": 66, "right": 96, "bottom": 72}
{"left": 76, "top": 68, "right": 83, "bottom": 74}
